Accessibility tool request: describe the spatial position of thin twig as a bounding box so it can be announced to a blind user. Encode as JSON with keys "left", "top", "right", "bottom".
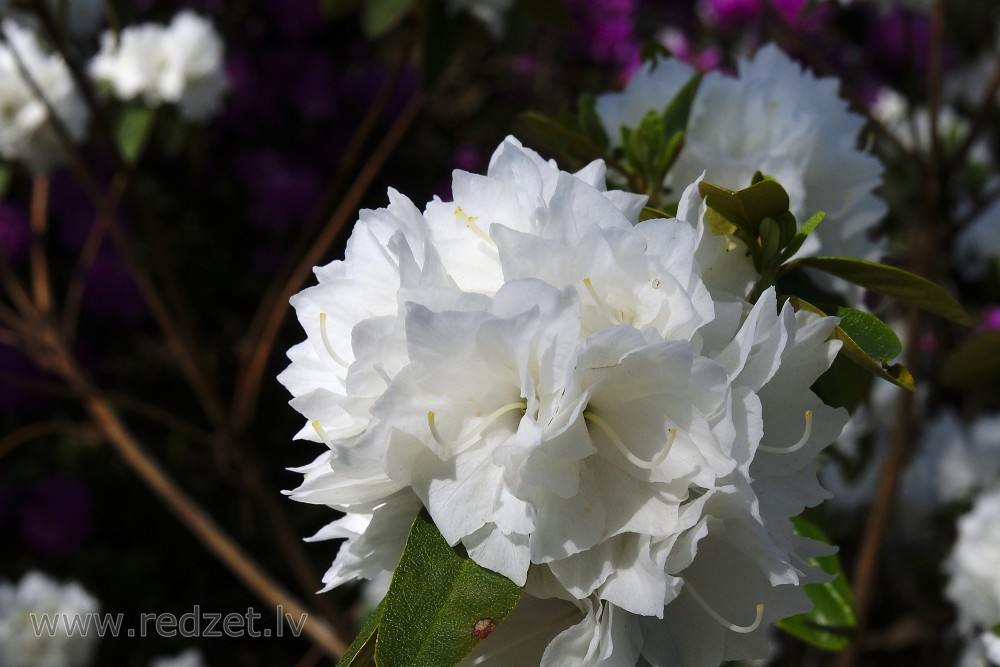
{"left": 0, "top": 419, "right": 100, "bottom": 460}
{"left": 230, "top": 92, "right": 425, "bottom": 432}
{"left": 61, "top": 172, "right": 129, "bottom": 340}
{"left": 46, "top": 339, "right": 347, "bottom": 657}
{"left": 29, "top": 175, "right": 52, "bottom": 315}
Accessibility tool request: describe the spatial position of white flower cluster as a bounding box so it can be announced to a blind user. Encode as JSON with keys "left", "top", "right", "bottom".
{"left": 89, "top": 11, "right": 226, "bottom": 121}
{"left": 0, "top": 20, "right": 89, "bottom": 172}
{"left": 0, "top": 570, "right": 100, "bottom": 667}
{"left": 282, "top": 136, "right": 849, "bottom": 665}
{"left": 596, "top": 44, "right": 887, "bottom": 299}
{"left": 946, "top": 489, "right": 1000, "bottom": 664}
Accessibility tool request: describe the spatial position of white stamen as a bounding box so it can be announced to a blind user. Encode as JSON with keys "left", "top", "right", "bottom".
{"left": 312, "top": 420, "right": 331, "bottom": 445}
{"left": 427, "top": 402, "right": 527, "bottom": 450}
{"left": 584, "top": 411, "right": 676, "bottom": 470}
{"left": 319, "top": 313, "right": 350, "bottom": 368}
{"left": 685, "top": 582, "right": 764, "bottom": 634}
{"left": 583, "top": 277, "right": 621, "bottom": 326}
{"left": 759, "top": 410, "right": 813, "bottom": 454}
{"left": 455, "top": 206, "right": 495, "bottom": 246}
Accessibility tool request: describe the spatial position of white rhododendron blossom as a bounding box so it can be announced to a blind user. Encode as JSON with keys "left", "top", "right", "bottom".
{"left": 596, "top": 44, "right": 886, "bottom": 298}
{"left": 88, "top": 11, "right": 226, "bottom": 121}
{"left": 282, "top": 137, "right": 849, "bottom": 666}
{"left": 945, "top": 489, "right": 1000, "bottom": 636}
{"left": 0, "top": 20, "right": 89, "bottom": 172}
{"left": 0, "top": 571, "right": 100, "bottom": 667}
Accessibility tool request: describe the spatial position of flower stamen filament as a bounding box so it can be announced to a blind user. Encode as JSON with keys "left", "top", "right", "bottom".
{"left": 759, "top": 410, "right": 813, "bottom": 454}
{"left": 685, "top": 582, "right": 764, "bottom": 634}
{"left": 584, "top": 410, "right": 676, "bottom": 470}
{"left": 427, "top": 401, "right": 528, "bottom": 449}
{"left": 312, "top": 420, "right": 331, "bottom": 445}
{"left": 319, "top": 313, "right": 350, "bottom": 368}
{"left": 583, "top": 277, "right": 622, "bottom": 326}
{"left": 455, "top": 206, "right": 495, "bottom": 246}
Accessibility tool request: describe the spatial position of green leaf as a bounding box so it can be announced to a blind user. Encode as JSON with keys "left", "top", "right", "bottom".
{"left": 779, "top": 211, "right": 825, "bottom": 262}
{"left": 697, "top": 179, "right": 791, "bottom": 238}
{"left": 940, "top": 332, "right": 1000, "bottom": 388}
{"left": 362, "top": 0, "right": 414, "bottom": 37}
{"left": 790, "top": 257, "right": 974, "bottom": 326}
{"left": 811, "top": 354, "right": 872, "bottom": 413}
{"left": 834, "top": 307, "right": 902, "bottom": 361}
{"left": 697, "top": 181, "right": 757, "bottom": 237}
{"left": 640, "top": 205, "right": 672, "bottom": 221}
{"left": 788, "top": 298, "right": 914, "bottom": 390}
{"left": 992, "top": 622, "right": 1000, "bottom": 637}
{"left": 515, "top": 111, "right": 606, "bottom": 172}
{"left": 660, "top": 72, "right": 702, "bottom": 145}
{"left": 777, "top": 517, "right": 856, "bottom": 651}
{"left": 114, "top": 106, "right": 155, "bottom": 165}
{"left": 336, "top": 600, "right": 384, "bottom": 667}
{"left": 376, "top": 510, "right": 524, "bottom": 667}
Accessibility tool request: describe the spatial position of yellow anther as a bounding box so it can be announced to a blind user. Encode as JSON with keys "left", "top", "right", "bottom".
{"left": 759, "top": 410, "right": 813, "bottom": 454}
{"left": 584, "top": 411, "right": 675, "bottom": 470}
{"left": 455, "top": 206, "right": 494, "bottom": 245}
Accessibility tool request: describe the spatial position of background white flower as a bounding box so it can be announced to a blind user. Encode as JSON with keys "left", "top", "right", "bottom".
{"left": 282, "top": 137, "right": 848, "bottom": 666}
{"left": 945, "top": 489, "right": 1000, "bottom": 645}
{"left": 149, "top": 648, "right": 212, "bottom": 667}
{"left": 88, "top": 11, "right": 227, "bottom": 121}
{"left": 597, "top": 44, "right": 887, "bottom": 299}
{"left": 0, "top": 20, "right": 89, "bottom": 172}
{"left": 0, "top": 571, "right": 100, "bottom": 667}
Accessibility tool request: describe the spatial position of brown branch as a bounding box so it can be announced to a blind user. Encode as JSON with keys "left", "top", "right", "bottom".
{"left": 61, "top": 172, "right": 129, "bottom": 340}
{"left": 46, "top": 341, "right": 347, "bottom": 657}
{"left": 0, "top": 419, "right": 99, "bottom": 460}
{"left": 29, "top": 175, "right": 52, "bottom": 315}
{"left": 230, "top": 92, "right": 425, "bottom": 432}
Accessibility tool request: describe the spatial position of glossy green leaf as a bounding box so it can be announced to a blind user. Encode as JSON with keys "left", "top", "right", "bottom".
{"left": 697, "top": 179, "right": 790, "bottom": 237}
{"left": 779, "top": 211, "right": 825, "bottom": 262}
{"left": 777, "top": 517, "right": 856, "bottom": 651}
{"left": 336, "top": 600, "right": 384, "bottom": 667}
{"left": 698, "top": 181, "right": 757, "bottom": 237}
{"left": 115, "top": 106, "right": 155, "bottom": 165}
{"left": 660, "top": 72, "right": 701, "bottom": 147}
{"left": 834, "top": 307, "right": 902, "bottom": 361}
{"left": 376, "top": 510, "right": 524, "bottom": 667}
{"left": 790, "top": 257, "right": 974, "bottom": 326}
{"left": 515, "top": 111, "right": 606, "bottom": 172}
{"left": 940, "top": 332, "right": 1000, "bottom": 388}
{"left": 362, "top": 0, "right": 414, "bottom": 37}
{"left": 789, "top": 298, "right": 914, "bottom": 390}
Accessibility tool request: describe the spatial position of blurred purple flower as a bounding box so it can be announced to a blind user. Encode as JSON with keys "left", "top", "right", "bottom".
{"left": 236, "top": 149, "right": 323, "bottom": 229}
{"left": 701, "top": 0, "right": 830, "bottom": 32}
{"left": 979, "top": 305, "right": 1000, "bottom": 333}
{"left": 18, "top": 475, "right": 92, "bottom": 558}
{"left": 867, "top": 7, "right": 934, "bottom": 79}
{"left": 659, "top": 28, "right": 723, "bottom": 71}
{"left": 564, "top": 0, "right": 640, "bottom": 70}
{"left": 82, "top": 250, "right": 146, "bottom": 324}
{"left": 0, "top": 203, "right": 31, "bottom": 264}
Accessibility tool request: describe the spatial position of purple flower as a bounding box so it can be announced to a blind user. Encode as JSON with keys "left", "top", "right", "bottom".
{"left": 0, "top": 202, "right": 31, "bottom": 265}
{"left": 978, "top": 305, "right": 1000, "bottom": 333}
{"left": 18, "top": 475, "right": 92, "bottom": 558}
{"left": 236, "top": 149, "right": 323, "bottom": 229}
{"left": 564, "top": 0, "right": 640, "bottom": 70}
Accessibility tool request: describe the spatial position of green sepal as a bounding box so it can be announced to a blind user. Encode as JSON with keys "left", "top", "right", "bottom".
{"left": 779, "top": 211, "right": 826, "bottom": 263}
{"left": 787, "top": 257, "right": 974, "bottom": 326}
{"left": 698, "top": 179, "right": 791, "bottom": 239}
{"left": 375, "top": 510, "right": 524, "bottom": 667}
{"left": 776, "top": 517, "right": 856, "bottom": 651}
{"left": 336, "top": 600, "right": 384, "bottom": 667}
{"left": 940, "top": 332, "right": 1000, "bottom": 388}
{"left": 789, "top": 298, "right": 915, "bottom": 390}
